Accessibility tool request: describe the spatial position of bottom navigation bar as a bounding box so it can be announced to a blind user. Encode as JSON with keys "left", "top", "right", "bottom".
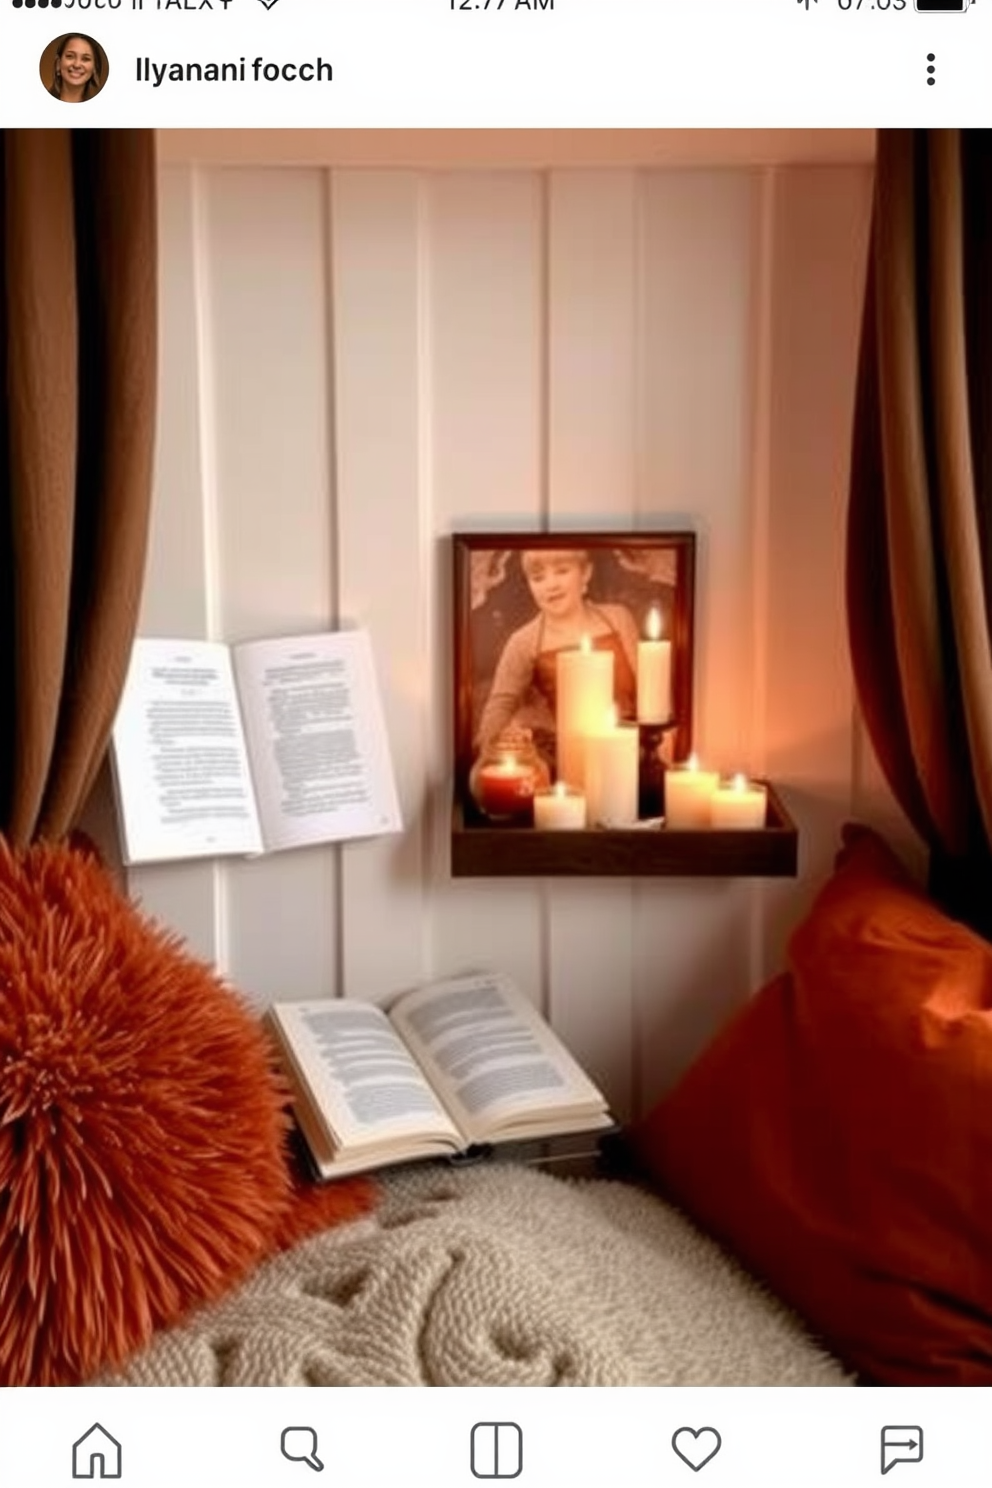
{"left": 2, "top": 1386, "right": 987, "bottom": 1486}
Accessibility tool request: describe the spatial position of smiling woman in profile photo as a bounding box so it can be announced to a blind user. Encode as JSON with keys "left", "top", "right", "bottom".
{"left": 45, "top": 34, "right": 107, "bottom": 102}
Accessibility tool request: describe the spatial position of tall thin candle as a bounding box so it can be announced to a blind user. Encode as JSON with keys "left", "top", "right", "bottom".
{"left": 637, "top": 606, "right": 672, "bottom": 724}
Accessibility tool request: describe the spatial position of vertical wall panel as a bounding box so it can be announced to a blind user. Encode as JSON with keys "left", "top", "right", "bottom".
{"left": 197, "top": 168, "right": 337, "bottom": 1006}
{"left": 546, "top": 171, "right": 639, "bottom": 1115}
{"left": 761, "top": 165, "right": 873, "bottom": 973}
{"left": 634, "top": 172, "right": 762, "bottom": 1107}
{"left": 202, "top": 169, "right": 335, "bottom": 640}
{"left": 640, "top": 171, "right": 760, "bottom": 766}
{"left": 425, "top": 174, "right": 546, "bottom": 1002}
{"left": 332, "top": 172, "right": 432, "bottom": 1002}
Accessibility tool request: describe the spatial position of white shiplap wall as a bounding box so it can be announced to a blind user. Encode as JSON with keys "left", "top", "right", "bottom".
{"left": 127, "top": 150, "right": 882, "bottom": 1119}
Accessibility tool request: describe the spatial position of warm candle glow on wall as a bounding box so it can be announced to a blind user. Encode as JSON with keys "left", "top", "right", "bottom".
{"left": 637, "top": 606, "right": 672, "bottom": 724}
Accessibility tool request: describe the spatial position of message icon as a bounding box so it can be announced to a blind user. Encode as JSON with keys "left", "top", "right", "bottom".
{"left": 672, "top": 1426, "right": 722, "bottom": 1472}
{"left": 881, "top": 1425, "right": 923, "bottom": 1474}
{"left": 281, "top": 1427, "right": 324, "bottom": 1472}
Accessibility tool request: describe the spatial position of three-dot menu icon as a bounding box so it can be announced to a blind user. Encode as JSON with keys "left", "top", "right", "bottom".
{"left": 471, "top": 1422, "right": 523, "bottom": 1479}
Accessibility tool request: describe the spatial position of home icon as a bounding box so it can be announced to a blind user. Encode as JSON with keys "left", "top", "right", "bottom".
{"left": 72, "top": 1423, "right": 122, "bottom": 1479}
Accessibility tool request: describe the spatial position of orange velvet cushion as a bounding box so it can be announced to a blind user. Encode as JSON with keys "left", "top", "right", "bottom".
{"left": 628, "top": 824, "right": 992, "bottom": 1385}
{"left": 0, "top": 836, "right": 375, "bottom": 1385}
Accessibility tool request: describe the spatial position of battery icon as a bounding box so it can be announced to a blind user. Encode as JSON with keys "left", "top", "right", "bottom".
{"left": 914, "top": 0, "right": 969, "bottom": 9}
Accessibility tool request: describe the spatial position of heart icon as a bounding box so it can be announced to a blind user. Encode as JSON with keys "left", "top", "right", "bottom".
{"left": 672, "top": 1426, "right": 722, "bottom": 1472}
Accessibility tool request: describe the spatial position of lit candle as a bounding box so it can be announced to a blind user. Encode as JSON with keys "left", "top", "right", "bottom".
{"left": 533, "top": 781, "right": 587, "bottom": 830}
{"left": 556, "top": 637, "right": 614, "bottom": 790}
{"left": 585, "top": 707, "right": 639, "bottom": 826}
{"left": 637, "top": 606, "right": 672, "bottom": 724}
{"left": 476, "top": 754, "right": 534, "bottom": 820}
{"left": 664, "top": 753, "right": 720, "bottom": 829}
{"left": 710, "top": 773, "right": 767, "bottom": 830}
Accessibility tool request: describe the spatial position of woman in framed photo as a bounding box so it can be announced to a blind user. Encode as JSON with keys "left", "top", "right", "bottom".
{"left": 455, "top": 533, "right": 694, "bottom": 802}
{"left": 474, "top": 547, "right": 639, "bottom": 768}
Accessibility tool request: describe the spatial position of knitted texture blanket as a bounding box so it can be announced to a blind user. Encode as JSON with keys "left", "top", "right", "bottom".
{"left": 101, "top": 1162, "right": 849, "bottom": 1386}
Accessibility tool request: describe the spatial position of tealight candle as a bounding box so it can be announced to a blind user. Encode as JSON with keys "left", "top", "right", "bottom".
{"left": 664, "top": 753, "right": 720, "bottom": 829}
{"left": 585, "top": 707, "right": 639, "bottom": 826}
{"left": 710, "top": 773, "right": 767, "bottom": 830}
{"left": 533, "top": 781, "right": 587, "bottom": 830}
{"left": 637, "top": 606, "right": 672, "bottom": 724}
{"left": 476, "top": 754, "right": 534, "bottom": 820}
{"left": 556, "top": 637, "right": 614, "bottom": 790}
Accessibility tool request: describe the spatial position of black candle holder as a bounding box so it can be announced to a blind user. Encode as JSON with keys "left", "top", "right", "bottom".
{"left": 637, "top": 721, "right": 677, "bottom": 819}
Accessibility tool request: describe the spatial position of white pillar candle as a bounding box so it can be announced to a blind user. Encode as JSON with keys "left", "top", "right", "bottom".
{"left": 533, "top": 781, "right": 587, "bottom": 830}
{"left": 556, "top": 638, "right": 614, "bottom": 790}
{"left": 710, "top": 773, "right": 767, "bottom": 829}
{"left": 664, "top": 753, "right": 720, "bottom": 829}
{"left": 585, "top": 709, "right": 639, "bottom": 826}
{"left": 637, "top": 606, "right": 672, "bottom": 724}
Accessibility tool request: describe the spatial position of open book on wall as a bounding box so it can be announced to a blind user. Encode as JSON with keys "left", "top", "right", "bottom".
{"left": 266, "top": 971, "right": 614, "bottom": 1179}
{"left": 110, "top": 630, "right": 401, "bottom": 866}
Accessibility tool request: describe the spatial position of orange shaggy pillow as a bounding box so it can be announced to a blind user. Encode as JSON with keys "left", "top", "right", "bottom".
{"left": 0, "top": 836, "right": 375, "bottom": 1385}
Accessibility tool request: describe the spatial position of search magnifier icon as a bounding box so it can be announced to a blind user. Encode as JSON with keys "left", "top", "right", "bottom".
{"left": 281, "top": 1427, "right": 324, "bottom": 1472}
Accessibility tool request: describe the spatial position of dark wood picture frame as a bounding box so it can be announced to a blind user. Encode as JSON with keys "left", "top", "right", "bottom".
{"left": 452, "top": 532, "right": 696, "bottom": 804}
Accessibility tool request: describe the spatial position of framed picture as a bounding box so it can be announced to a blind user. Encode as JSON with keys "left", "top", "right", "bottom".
{"left": 452, "top": 532, "right": 695, "bottom": 807}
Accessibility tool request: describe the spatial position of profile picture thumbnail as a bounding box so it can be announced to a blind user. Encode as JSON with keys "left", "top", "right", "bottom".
{"left": 40, "top": 33, "right": 108, "bottom": 103}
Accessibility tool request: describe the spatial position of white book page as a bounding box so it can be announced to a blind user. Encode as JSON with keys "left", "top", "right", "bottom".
{"left": 110, "top": 638, "right": 263, "bottom": 864}
{"left": 271, "top": 1001, "right": 460, "bottom": 1153}
{"left": 232, "top": 630, "right": 402, "bottom": 852}
{"left": 389, "top": 972, "right": 609, "bottom": 1145}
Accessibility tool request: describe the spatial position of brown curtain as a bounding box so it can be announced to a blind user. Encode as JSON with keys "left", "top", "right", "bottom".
{"left": 848, "top": 129, "right": 992, "bottom": 934}
{"left": 0, "top": 129, "right": 157, "bottom": 846}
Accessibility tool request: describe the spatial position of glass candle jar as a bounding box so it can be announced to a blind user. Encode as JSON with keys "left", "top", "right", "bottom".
{"left": 472, "top": 727, "right": 551, "bottom": 822}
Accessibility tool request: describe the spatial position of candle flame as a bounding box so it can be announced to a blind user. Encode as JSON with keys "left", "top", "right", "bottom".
{"left": 554, "top": 781, "right": 567, "bottom": 799}
{"left": 732, "top": 772, "right": 747, "bottom": 792}
{"left": 686, "top": 752, "right": 699, "bottom": 771}
{"left": 499, "top": 754, "right": 518, "bottom": 772}
{"left": 645, "top": 606, "right": 662, "bottom": 642}
{"left": 580, "top": 634, "right": 592, "bottom": 654}
{"left": 605, "top": 704, "right": 619, "bottom": 730}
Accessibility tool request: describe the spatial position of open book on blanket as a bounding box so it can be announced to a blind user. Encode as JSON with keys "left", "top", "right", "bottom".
{"left": 266, "top": 971, "right": 614, "bottom": 1179}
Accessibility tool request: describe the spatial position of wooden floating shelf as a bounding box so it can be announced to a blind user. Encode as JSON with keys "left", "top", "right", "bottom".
{"left": 451, "top": 780, "right": 798, "bottom": 879}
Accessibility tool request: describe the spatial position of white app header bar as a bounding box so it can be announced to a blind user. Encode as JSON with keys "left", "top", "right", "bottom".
{"left": 1, "top": 0, "right": 990, "bottom": 128}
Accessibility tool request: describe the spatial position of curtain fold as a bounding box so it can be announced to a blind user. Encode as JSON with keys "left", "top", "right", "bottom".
{"left": 848, "top": 129, "right": 992, "bottom": 933}
{"left": 1, "top": 129, "right": 156, "bottom": 846}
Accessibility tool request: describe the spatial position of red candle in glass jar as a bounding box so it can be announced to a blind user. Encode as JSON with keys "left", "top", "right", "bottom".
{"left": 476, "top": 754, "right": 535, "bottom": 819}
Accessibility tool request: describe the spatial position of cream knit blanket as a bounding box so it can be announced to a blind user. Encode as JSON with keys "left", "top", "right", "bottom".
{"left": 102, "top": 1162, "right": 849, "bottom": 1387}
